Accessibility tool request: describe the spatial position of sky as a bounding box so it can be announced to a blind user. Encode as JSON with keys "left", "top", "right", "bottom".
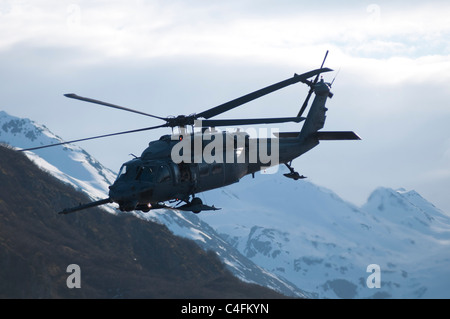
{"left": 1, "top": 0, "right": 450, "bottom": 212}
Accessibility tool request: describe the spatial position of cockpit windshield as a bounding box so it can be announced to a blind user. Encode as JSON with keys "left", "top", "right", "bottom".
{"left": 117, "top": 164, "right": 128, "bottom": 180}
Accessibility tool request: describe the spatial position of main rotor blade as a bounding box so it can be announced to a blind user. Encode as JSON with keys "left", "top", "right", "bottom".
{"left": 196, "top": 68, "right": 333, "bottom": 120}
{"left": 19, "top": 124, "right": 168, "bottom": 152}
{"left": 198, "top": 117, "right": 306, "bottom": 127}
{"left": 64, "top": 93, "right": 166, "bottom": 121}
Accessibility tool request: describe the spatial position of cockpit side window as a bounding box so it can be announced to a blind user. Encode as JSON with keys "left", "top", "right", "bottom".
{"left": 211, "top": 163, "right": 223, "bottom": 174}
{"left": 135, "top": 166, "right": 144, "bottom": 180}
{"left": 137, "top": 166, "right": 155, "bottom": 182}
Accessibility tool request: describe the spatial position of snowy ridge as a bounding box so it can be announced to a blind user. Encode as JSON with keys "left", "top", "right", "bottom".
{"left": 0, "top": 110, "right": 307, "bottom": 298}
{"left": 3, "top": 110, "right": 450, "bottom": 298}
{"left": 363, "top": 187, "right": 450, "bottom": 236}
{"left": 0, "top": 111, "right": 117, "bottom": 205}
{"left": 199, "top": 172, "right": 450, "bottom": 298}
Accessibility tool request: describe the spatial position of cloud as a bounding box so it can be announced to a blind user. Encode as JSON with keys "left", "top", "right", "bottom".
{"left": 0, "top": 1, "right": 445, "bottom": 94}
{"left": 1, "top": 0, "right": 450, "bottom": 212}
{"left": 2, "top": 1, "right": 449, "bottom": 63}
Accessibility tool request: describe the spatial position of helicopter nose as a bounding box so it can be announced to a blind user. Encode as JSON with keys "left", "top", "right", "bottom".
{"left": 109, "top": 181, "right": 155, "bottom": 203}
{"left": 108, "top": 183, "right": 138, "bottom": 211}
{"left": 108, "top": 182, "right": 130, "bottom": 202}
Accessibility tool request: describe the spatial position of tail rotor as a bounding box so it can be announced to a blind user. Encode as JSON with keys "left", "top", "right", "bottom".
{"left": 297, "top": 50, "right": 329, "bottom": 117}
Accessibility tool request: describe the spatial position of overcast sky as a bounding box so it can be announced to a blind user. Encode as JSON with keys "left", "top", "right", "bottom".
{"left": 1, "top": 0, "right": 450, "bottom": 212}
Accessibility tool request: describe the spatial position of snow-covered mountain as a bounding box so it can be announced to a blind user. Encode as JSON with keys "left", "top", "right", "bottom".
{"left": 199, "top": 172, "right": 450, "bottom": 298}
{"left": 3, "top": 110, "right": 449, "bottom": 298}
{"left": 0, "top": 110, "right": 307, "bottom": 298}
{"left": 0, "top": 111, "right": 116, "bottom": 205}
{"left": 131, "top": 208, "right": 306, "bottom": 297}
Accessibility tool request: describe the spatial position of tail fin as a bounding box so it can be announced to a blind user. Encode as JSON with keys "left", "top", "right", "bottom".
{"left": 298, "top": 79, "right": 332, "bottom": 140}
{"left": 297, "top": 80, "right": 361, "bottom": 142}
{"left": 293, "top": 51, "right": 360, "bottom": 145}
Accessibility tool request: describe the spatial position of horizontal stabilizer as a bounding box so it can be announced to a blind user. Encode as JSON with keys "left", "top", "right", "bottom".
{"left": 315, "top": 131, "right": 361, "bottom": 140}
{"left": 273, "top": 132, "right": 300, "bottom": 138}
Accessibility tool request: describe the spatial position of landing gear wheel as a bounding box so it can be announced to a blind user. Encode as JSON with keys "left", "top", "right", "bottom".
{"left": 191, "top": 197, "right": 202, "bottom": 205}
{"left": 191, "top": 197, "right": 202, "bottom": 214}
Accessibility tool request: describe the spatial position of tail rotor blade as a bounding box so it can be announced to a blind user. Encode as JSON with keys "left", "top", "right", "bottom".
{"left": 319, "top": 50, "right": 329, "bottom": 70}
{"left": 297, "top": 50, "right": 329, "bottom": 117}
{"left": 297, "top": 88, "right": 314, "bottom": 117}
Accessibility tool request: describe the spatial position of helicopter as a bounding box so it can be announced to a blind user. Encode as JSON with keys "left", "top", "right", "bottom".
{"left": 22, "top": 51, "right": 360, "bottom": 214}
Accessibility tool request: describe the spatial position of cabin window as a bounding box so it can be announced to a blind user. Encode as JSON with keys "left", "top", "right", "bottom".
{"left": 157, "top": 165, "right": 171, "bottom": 183}
{"left": 211, "top": 163, "right": 223, "bottom": 174}
{"left": 135, "top": 166, "right": 144, "bottom": 180}
{"left": 199, "top": 164, "right": 209, "bottom": 177}
{"left": 141, "top": 166, "right": 155, "bottom": 182}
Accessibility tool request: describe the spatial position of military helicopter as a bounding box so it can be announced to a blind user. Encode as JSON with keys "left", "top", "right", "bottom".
{"left": 22, "top": 52, "right": 360, "bottom": 214}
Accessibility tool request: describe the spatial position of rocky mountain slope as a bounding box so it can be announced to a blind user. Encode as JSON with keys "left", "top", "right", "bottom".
{"left": 3, "top": 110, "right": 449, "bottom": 298}
{"left": 0, "top": 110, "right": 307, "bottom": 298}
{"left": 0, "top": 111, "right": 116, "bottom": 206}
{"left": 0, "top": 144, "right": 285, "bottom": 298}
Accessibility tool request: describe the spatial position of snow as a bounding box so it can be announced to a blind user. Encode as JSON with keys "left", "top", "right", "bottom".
{"left": 3, "top": 109, "right": 450, "bottom": 298}
{"left": 0, "top": 110, "right": 307, "bottom": 297}
{"left": 198, "top": 169, "right": 450, "bottom": 298}
{"left": 0, "top": 111, "right": 118, "bottom": 213}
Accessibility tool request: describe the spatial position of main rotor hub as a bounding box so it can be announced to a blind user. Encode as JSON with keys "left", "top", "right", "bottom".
{"left": 166, "top": 115, "right": 197, "bottom": 128}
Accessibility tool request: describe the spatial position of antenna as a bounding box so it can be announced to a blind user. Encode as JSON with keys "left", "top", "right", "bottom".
{"left": 330, "top": 68, "right": 341, "bottom": 87}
